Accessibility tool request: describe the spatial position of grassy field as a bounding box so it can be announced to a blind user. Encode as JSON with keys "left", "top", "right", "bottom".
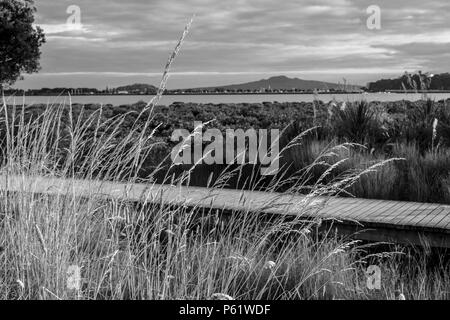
{"left": 3, "top": 98, "right": 450, "bottom": 203}
{"left": 0, "top": 96, "right": 449, "bottom": 300}
{"left": 1, "top": 13, "right": 448, "bottom": 302}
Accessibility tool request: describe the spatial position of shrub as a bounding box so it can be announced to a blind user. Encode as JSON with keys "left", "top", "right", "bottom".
{"left": 330, "top": 101, "right": 385, "bottom": 147}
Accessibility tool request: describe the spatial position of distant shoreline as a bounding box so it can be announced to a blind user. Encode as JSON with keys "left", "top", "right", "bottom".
{"left": 4, "top": 92, "right": 450, "bottom": 106}
{"left": 16, "top": 92, "right": 361, "bottom": 97}
{"left": 9, "top": 90, "right": 450, "bottom": 97}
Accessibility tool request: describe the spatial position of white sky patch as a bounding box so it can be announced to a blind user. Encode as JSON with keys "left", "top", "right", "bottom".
{"left": 37, "top": 23, "right": 90, "bottom": 35}
{"left": 37, "top": 23, "right": 123, "bottom": 43}
{"left": 303, "top": 5, "right": 334, "bottom": 15}
{"left": 46, "top": 36, "right": 108, "bottom": 43}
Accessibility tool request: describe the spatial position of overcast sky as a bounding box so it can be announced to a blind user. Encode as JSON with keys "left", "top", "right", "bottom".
{"left": 13, "top": 0, "right": 450, "bottom": 89}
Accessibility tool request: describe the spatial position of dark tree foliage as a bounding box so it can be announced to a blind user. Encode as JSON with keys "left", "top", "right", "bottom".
{"left": 367, "top": 72, "right": 450, "bottom": 92}
{"left": 0, "top": 0, "right": 45, "bottom": 88}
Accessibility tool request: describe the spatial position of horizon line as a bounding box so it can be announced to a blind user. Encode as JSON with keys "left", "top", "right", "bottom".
{"left": 12, "top": 69, "right": 423, "bottom": 90}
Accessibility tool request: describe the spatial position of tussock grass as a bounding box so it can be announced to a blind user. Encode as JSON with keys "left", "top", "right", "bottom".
{"left": 0, "top": 24, "right": 448, "bottom": 301}
{"left": 0, "top": 99, "right": 448, "bottom": 300}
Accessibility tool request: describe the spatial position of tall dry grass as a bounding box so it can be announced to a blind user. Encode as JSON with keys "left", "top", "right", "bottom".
{"left": 0, "top": 22, "right": 448, "bottom": 301}
{"left": 2, "top": 100, "right": 447, "bottom": 300}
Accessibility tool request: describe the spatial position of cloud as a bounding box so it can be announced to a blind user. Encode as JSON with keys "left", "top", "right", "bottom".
{"left": 38, "top": 23, "right": 87, "bottom": 34}
{"left": 14, "top": 0, "right": 450, "bottom": 89}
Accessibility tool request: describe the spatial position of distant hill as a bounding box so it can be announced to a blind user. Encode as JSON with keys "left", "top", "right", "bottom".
{"left": 188, "top": 76, "right": 359, "bottom": 92}
{"left": 115, "top": 83, "right": 157, "bottom": 94}
{"left": 367, "top": 73, "right": 450, "bottom": 92}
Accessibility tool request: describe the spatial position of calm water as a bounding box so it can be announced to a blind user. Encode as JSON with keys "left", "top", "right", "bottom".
{"left": 4, "top": 93, "right": 450, "bottom": 106}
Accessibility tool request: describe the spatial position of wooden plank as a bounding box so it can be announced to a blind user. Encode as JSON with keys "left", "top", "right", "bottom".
{"left": 345, "top": 199, "right": 382, "bottom": 219}
{"left": 354, "top": 199, "right": 396, "bottom": 221}
{"left": 384, "top": 201, "right": 424, "bottom": 224}
{"left": 359, "top": 201, "right": 411, "bottom": 225}
{"left": 1, "top": 174, "right": 450, "bottom": 247}
{"left": 444, "top": 211, "right": 450, "bottom": 229}
{"left": 417, "top": 207, "right": 448, "bottom": 229}
{"left": 398, "top": 202, "right": 440, "bottom": 226}
{"left": 363, "top": 200, "right": 412, "bottom": 223}
{"left": 370, "top": 200, "right": 412, "bottom": 220}
{"left": 319, "top": 198, "right": 361, "bottom": 218}
{"left": 407, "top": 204, "right": 444, "bottom": 226}
{"left": 434, "top": 215, "right": 450, "bottom": 229}
{"left": 413, "top": 205, "right": 447, "bottom": 227}
{"left": 329, "top": 198, "right": 381, "bottom": 221}
{"left": 320, "top": 197, "right": 359, "bottom": 216}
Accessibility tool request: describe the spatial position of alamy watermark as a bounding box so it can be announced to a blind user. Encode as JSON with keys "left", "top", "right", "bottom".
{"left": 171, "top": 122, "right": 280, "bottom": 175}
{"left": 66, "top": 5, "right": 82, "bottom": 30}
{"left": 67, "top": 265, "right": 81, "bottom": 291}
{"left": 366, "top": 5, "right": 381, "bottom": 30}
{"left": 366, "top": 265, "right": 381, "bottom": 290}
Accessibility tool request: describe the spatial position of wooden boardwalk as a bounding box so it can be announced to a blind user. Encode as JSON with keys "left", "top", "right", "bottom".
{"left": 1, "top": 175, "right": 450, "bottom": 248}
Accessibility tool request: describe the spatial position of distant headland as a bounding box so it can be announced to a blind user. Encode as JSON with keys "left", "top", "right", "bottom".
{"left": 6, "top": 73, "right": 450, "bottom": 96}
